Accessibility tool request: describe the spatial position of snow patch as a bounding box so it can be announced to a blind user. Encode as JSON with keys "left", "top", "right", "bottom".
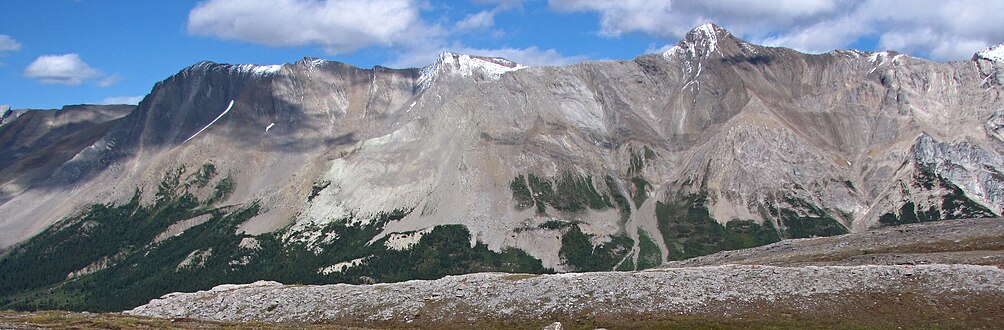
{"left": 417, "top": 52, "right": 525, "bottom": 90}
{"left": 976, "top": 44, "right": 1004, "bottom": 62}
{"left": 868, "top": 52, "right": 889, "bottom": 63}
{"left": 305, "top": 58, "right": 327, "bottom": 68}
{"left": 692, "top": 23, "right": 719, "bottom": 54}
{"left": 868, "top": 52, "right": 907, "bottom": 64}
{"left": 231, "top": 64, "right": 282, "bottom": 76}
{"left": 265, "top": 122, "right": 275, "bottom": 132}
{"left": 183, "top": 100, "right": 234, "bottom": 144}
{"left": 663, "top": 23, "right": 721, "bottom": 60}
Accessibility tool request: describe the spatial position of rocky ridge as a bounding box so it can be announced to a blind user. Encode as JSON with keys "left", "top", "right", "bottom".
{"left": 127, "top": 263, "right": 1004, "bottom": 328}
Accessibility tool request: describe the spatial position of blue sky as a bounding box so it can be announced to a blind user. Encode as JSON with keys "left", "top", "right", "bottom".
{"left": 2, "top": 0, "right": 1003, "bottom": 109}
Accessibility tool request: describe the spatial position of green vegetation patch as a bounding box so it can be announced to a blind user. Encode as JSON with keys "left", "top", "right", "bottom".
{"left": 205, "top": 175, "right": 235, "bottom": 206}
{"left": 603, "top": 175, "right": 631, "bottom": 222}
{"left": 879, "top": 202, "right": 941, "bottom": 226}
{"left": 518, "top": 172, "right": 612, "bottom": 214}
{"left": 538, "top": 219, "right": 578, "bottom": 230}
{"left": 930, "top": 172, "right": 997, "bottom": 219}
{"left": 187, "top": 163, "right": 218, "bottom": 189}
{"left": 656, "top": 194, "right": 781, "bottom": 261}
{"left": 768, "top": 196, "right": 848, "bottom": 239}
{"left": 0, "top": 164, "right": 239, "bottom": 311}
{"left": 0, "top": 168, "right": 549, "bottom": 312}
{"left": 558, "top": 225, "right": 632, "bottom": 272}
{"left": 879, "top": 170, "right": 997, "bottom": 226}
{"left": 627, "top": 145, "right": 657, "bottom": 176}
{"left": 614, "top": 256, "right": 635, "bottom": 271}
{"left": 636, "top": 229, "right": 663, "bottom": 269}
{"left": 630, "top": 176, "right": 649, "bottom": 207}
{"left": 509, "top": 175, "right": 534, "bottom": 210}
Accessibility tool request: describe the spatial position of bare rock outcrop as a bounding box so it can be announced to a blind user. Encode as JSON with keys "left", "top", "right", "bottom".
{"left": 127, "top": 264, "right": 1004, "bottom": 327}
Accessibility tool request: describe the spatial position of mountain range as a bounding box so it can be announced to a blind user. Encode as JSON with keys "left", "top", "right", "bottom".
{"left": 1, "top": 23, "right": 1002, "bottom": 311}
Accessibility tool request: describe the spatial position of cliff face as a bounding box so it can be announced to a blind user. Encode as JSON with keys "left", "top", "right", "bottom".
{"left": 0, "top": 24, "right": 1003, "bottom": 311}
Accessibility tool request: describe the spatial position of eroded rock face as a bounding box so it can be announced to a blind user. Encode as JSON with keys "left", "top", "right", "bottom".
{"left": 913, "top": 134, "right": 1004, "bottom": 213}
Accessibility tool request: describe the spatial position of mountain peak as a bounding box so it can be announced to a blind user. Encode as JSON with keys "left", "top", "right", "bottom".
{"left": 975, "top": 43, "right": 1004, "bottom": 62}
{"left": 417, "top": 52, "right": 525, "bottom": 90}
{"left": 663, "top": 23, "right": 733, "bottom": 59}
{"left": 688, "top": 23, "right": 727, "bottom": 39}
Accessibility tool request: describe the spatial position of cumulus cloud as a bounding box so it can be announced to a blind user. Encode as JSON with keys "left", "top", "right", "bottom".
{"left": 101, "top": 95, "right": 145, "bottom": 105}
{"left": 549, "top": 0, "right": 1004, "bottom": 60}
{"left": 0, "top": 35, "right": 20, "bottom": 53}
{"left": 187, "top": 0, "right": 437, "bottom": 54}
{"left": 860, "top": 0, "right": 1004, "bottom": 60}
{"left": 185, "top": 0, "right": 587, "bottom": 67}
{"left": 23, "top": 54, "right": 102, "bottom": 85}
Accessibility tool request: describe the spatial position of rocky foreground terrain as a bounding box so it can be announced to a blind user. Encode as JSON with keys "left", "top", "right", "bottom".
{"left": 123, "top": 264, "right": 1003, "bottom": 329}
{"left": 115, "top": 219, "right": 1004, "bottom": 329}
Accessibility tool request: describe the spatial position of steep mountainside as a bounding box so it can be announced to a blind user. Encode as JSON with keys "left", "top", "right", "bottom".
{"left": 1, "top": 24, "right": 1002, "bottom": 311}
{"left": 0, "top": 104, "right": 133, "bottom": 216}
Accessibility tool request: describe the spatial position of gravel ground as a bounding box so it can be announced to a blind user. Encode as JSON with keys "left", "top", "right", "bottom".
{"left": 127, "top": 264, "right": 1004, "bottom": 328}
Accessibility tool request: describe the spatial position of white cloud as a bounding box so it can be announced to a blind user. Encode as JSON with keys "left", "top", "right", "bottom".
{"left": 758, "top": 16, "right": 870, "bottom": 53}
{"left": 549, "top": 0, "right": 847, "bottom": 38}
{"left": 23, "top": 54, "right": 102, "bottom": 85}
{"left": 550, "top": 0, "right": 678, "bottom": 37}
{"left": 185, "top": 0, "right": 588, "bottom": 69}
{"left": 0, "top": 35, "right": 20, "bottom": 53}
{"left": 98, "top": 74, "right": 123, "bottom": 88}
{"left": 101, "top": 95, "right": 144, "bottom": 105}
{"left": 456, "top": 10, "right": 496, "bottom": 31}
{"left": 187, "top": 0, "right": 437, "bottom": 54}
{"left": 473, "top": 0, "right": 524, "bottom": 9}
{"left": 860, "top": 0, "right": 1004, "bottom": 60}
{"left": 549, "top": 0, "right": 1004, "bottom": 60}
